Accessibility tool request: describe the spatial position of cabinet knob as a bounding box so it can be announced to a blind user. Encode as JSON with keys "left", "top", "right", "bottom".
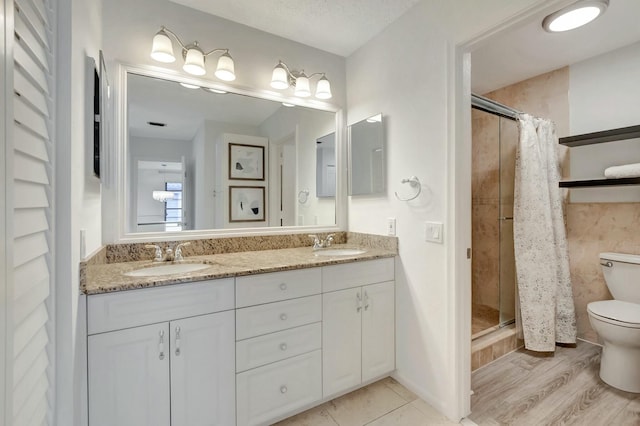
{"left": 279, "top": 283, "right": 287, "bottom": 291}
{"left": 280, "top": 343, "right": 288, "bottom": 351}
{"left": 280, "top": 386, "right": 288, "bottom": 394}
{"left": 280, "top": 313, "right": 288, "bottom": 321}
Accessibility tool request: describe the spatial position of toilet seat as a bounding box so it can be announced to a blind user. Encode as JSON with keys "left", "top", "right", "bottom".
{"left": 588, "top": 300, "right": 640, "bottom": 328}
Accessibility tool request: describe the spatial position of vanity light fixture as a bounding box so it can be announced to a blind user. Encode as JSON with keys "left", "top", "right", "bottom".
{"left": 270, "top": 60, "right": 332, "bottom": 100}
{"left": 542, "top": 0, "right": 608, "bottom": 32}
{"left": 282, "top": 102, "right": 295, "bottom": 107}
{"left": 151, "top": 26, "right": 236, "bottom": 81}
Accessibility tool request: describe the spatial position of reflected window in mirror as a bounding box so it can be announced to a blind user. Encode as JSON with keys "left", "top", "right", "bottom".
{"left": 348, "top": 114, "right": 385, "bottom": 196}
{"left": 125, "top": 71, "right": 338, "bottom": 234}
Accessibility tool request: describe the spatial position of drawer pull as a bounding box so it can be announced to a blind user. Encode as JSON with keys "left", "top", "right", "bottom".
{"left": 279, "top": 283, "right": 288, "bottom": 291}
{"left": 158, "top": 330, "right": 165, "bottom": 360}
{"left": 280, "top": 313, "right": 288, "bottom": 321}
{"left": 174, "top": 326, "right": 181, "bottom": 356}
{"left": 280, "top": 343, "right": 288, "bottom": 351}
{"left": 280, "top": 386, "right": 288, "bottom": 394}
{"left": 364, "top": 291, "right": 370, "bottom": 311}
{"left": 356, "top": 292, "right": 362, "bottom": 312}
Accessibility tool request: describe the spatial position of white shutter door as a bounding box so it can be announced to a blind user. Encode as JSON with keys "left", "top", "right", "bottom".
{"left": 10, "top": 0, "right": 55, "bottom": 425}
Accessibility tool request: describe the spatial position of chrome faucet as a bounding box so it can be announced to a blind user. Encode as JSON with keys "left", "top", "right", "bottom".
{"left": 308, "top": 234, "right": 335, "bottom": 251}
{"left": 145, "top": 242, "right": 191, "bottom": 262}
{"left": 174, "top": 242, "right": 191, "bottom": 261}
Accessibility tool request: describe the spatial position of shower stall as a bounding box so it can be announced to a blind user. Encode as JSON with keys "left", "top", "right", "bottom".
{"left": 471, "top": 94, "right": 518, "bottom": 339}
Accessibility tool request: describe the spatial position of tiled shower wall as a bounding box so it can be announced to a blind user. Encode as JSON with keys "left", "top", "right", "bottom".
{"left": 476, "top": 66, "right": 640, "bottom": 343}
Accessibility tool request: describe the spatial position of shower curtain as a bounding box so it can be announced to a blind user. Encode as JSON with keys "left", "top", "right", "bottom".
{"left": 513, "top": 114, "right": 576, "bottom": 352}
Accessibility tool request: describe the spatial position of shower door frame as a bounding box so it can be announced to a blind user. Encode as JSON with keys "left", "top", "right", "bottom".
{"left": 448, "top": 0, "right": 570, "bottom": 420}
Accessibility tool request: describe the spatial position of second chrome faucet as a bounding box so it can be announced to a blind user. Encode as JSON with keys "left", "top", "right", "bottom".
{"left": 308, "top": 234, "right": 335, "bottom": 250}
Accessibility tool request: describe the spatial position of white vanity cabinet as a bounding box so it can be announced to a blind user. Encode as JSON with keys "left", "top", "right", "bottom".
{"left": 322, "top": 258, "right": 395, "bottom": 398}
{"left": 87, "top": 279, "right": 236, "bottom": 426}
{"left": 235, "top": 269, "right": 323, "bottom": 426}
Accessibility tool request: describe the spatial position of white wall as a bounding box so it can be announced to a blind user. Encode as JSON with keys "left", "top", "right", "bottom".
{"left": 346, "top": 0, "right": 544, "bottom": 420}
{"left": 55, "top": 0, "right": 102, "bottom": 424}
{"left": 569, "top": 41, "right": 640, "bottom": 203}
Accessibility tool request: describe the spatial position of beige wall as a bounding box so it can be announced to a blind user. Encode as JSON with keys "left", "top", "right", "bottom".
{"left": 475, "top": 66, "right": 640, "bottom": 343}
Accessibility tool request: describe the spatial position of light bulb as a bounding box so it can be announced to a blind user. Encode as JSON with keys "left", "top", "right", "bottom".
{"left": 151, "top": 30, "right": 175, "bottom": 63}
{"left": 183, "top": 46, "right": 206, "bottom": 76}
{"left": 214, "top": 52, "right": 236, "bottom": 81}
{"left": 294, "top": 74, "right": 311, "bottom": 97}
{"left": 271, "top": 63, "right": 289, "bottom": 89}
{"left": 315, "top": 76, "right": 332, "bottom": 99}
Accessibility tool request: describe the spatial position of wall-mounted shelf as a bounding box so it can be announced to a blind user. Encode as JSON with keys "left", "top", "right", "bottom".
{"left": 559, "top": 125, "right": 640, "bottom": 147}
{"left": 559, "top": 124, "right": 640, "bottom": 188}
{"left": 560, "top": 177, "right": 640, "bottom": 188}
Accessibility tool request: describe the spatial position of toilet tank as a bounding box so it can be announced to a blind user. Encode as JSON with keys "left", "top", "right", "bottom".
{"left": 600, "top": 252, "right": 640, "bottom": 303}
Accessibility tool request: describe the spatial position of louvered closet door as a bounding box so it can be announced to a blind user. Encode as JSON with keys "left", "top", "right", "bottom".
{"left": 11, "top": 0, "right": 55, "bottom": 425}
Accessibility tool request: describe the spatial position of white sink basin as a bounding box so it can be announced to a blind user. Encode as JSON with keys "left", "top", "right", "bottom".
{"left": 314, "top": 248, "right": 366, "bottom": 257}
{"left": 124, "top": 263, "right": 211, "bottom": 277}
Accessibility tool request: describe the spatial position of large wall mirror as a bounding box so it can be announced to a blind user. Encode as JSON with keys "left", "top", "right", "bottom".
{"left": 348, "top": 113, "right": 384, "bottom": 195}
{"left": 120, "top": 67, "right": 342, "bottom": 237}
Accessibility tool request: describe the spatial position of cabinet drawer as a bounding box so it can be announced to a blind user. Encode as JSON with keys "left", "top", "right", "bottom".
{"left": 236, "top": 295, "right": 321, "bottom": 340}
{"left": 322, "top": 258, "right": 395, "bottom": 292}
{"left": 236, "top": 350, "right": 322, "bottom": 426}
{"left": 236, "top": 268, "right": 321, "bottom": 308}
{"left": 88, "top": 279, "right": 235, "bottom": 334}
{"left": 236, "top": 322, "right": 321, "bottom": 372}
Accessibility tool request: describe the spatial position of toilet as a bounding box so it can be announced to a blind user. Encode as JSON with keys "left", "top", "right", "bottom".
{"left": 587, "top": 252, "right": 640, "bottom": 393}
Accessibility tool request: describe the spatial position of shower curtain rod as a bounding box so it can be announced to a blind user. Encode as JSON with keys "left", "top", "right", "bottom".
{"left": 471, "top": 93, "right": 522, "bottom": 121}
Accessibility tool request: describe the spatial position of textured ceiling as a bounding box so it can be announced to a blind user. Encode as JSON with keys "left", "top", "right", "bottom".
{"left": 169, "top": 0, "right": 421, "bottom": 56}
{"left": 472, "top": 0, "right": 640, "bottom": 94}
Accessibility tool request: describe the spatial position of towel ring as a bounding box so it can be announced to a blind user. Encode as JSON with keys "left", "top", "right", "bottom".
{"left": 298, "top": 189, "right": 310, "bottom": 204}
{"left": 394, "top": 176, "right": 421, "bottom": 201}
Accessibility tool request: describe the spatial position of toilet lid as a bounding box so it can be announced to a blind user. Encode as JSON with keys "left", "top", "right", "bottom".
{"left": 588, "top": 300, "right": 640, "bottom": 324}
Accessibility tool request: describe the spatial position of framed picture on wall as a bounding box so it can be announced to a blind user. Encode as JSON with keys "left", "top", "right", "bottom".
{"left": 229, "top": 186, "right": 266, "bottom": 222}
{"left": 229, "top": 143, "right": 265, "bottom": 180}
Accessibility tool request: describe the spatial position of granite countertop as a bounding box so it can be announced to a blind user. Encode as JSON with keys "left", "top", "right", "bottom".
{"left": 82, "top": 244, "right": 396, "bottom": 295}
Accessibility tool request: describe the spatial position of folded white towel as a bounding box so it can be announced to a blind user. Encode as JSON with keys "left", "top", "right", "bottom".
{"left": 604, "top": 163, "right": 640, "bottom": 179}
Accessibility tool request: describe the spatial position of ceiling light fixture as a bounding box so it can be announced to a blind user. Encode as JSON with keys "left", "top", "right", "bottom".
{"left": 542, "top": 0, "right": 608, "bottom": 32}
{"left": 152, "top": 190, "right": 175, "bottom": 202}
{"left": 151, "top": 26, "right": 236, "bottom": 81}
{"left": 270, "top": 60, "right": 332, "bottom": 100}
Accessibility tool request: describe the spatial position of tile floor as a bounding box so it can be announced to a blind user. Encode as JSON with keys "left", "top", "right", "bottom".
{"left": 471, "top": 304, "right": 499, "bottom": 338}
{"left": 274, "top": 377, "right": 461, "bottom": 426}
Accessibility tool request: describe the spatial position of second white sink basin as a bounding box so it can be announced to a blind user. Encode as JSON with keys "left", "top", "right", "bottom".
{"left": 124, "top": 263, "right": 211, "bottom": 277}
{"left": 314, "top": 248, "right": 366, "bottom": 257}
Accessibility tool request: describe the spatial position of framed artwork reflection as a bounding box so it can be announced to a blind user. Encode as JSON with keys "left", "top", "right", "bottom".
{"left": 229, "top": 143, "right": 265, "bottom": 180}
{"left": 229, "top": 186, "right": 265, "bottom": 222}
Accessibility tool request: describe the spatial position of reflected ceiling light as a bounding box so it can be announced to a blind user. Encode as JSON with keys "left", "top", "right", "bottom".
{"left": 366, "top": 114, "right": 382, "bottom": 123}
{"left": 179, "top": 82, "right": 200, "bottom": 89}
{"left": 152, "top": 190, "right": 175, "bottom": 202}
{"left": 282, "top": 102, "right": 295, "bottom": 107}
{"left": 542, "top": 0, "right": 608, "bottom": 32}
{"left": 205, "top": 88, "right": 228, "bottom": 94}
{"left": 151, "top": 26, "right": 236, "bottom": 81}
{"left": 270, "top": 60, "right": 332, "bottom": 100}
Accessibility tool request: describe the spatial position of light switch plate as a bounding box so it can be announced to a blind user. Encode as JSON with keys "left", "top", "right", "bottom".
{"left": 387, "top": 217, "right": 396, "bottom": 236}
{"left": 424, "top": 221, "right": 443, "bottom": 243}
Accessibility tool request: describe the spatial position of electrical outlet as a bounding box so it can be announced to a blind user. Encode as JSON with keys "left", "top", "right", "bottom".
{"left": 424, "top": 221, "right": 443, "bottom": 243}
{"left": 387, "top": 217, "right": 396, "bottom": 236}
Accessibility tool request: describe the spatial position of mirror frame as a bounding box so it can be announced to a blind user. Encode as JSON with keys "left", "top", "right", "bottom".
{"left": 102, "top": 63, "right": 347, "bottom": 243}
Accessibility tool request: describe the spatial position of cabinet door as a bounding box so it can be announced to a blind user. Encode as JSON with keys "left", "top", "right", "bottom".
{"left": 322, "top": 287, "right": 362, "bottom": 397}
{"left": 362, "top": 281, "right": 395, "bottom": 382}
{"left": 170, "top": 311, "right": 235, "bottom": 426}
{"left": 88, "top": 323, "right": 170, "bottom": 426}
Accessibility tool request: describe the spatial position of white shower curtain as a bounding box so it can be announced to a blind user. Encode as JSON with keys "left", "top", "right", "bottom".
{"left": 514, "top": 114, "right": 576, "bottom": 352}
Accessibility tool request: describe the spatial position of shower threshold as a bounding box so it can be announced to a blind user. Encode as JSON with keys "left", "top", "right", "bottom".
{"left": 472, "top": 319, "right": 515, "bottom": 341}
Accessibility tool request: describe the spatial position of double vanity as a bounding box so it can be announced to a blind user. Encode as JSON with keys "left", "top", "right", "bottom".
{"left": 82, "top": 234, "right": 397, "bottom": 426}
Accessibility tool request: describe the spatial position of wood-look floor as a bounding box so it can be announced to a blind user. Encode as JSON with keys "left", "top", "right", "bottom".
{"left": 469, "top": 340, "right": 640, "bottom": 425}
